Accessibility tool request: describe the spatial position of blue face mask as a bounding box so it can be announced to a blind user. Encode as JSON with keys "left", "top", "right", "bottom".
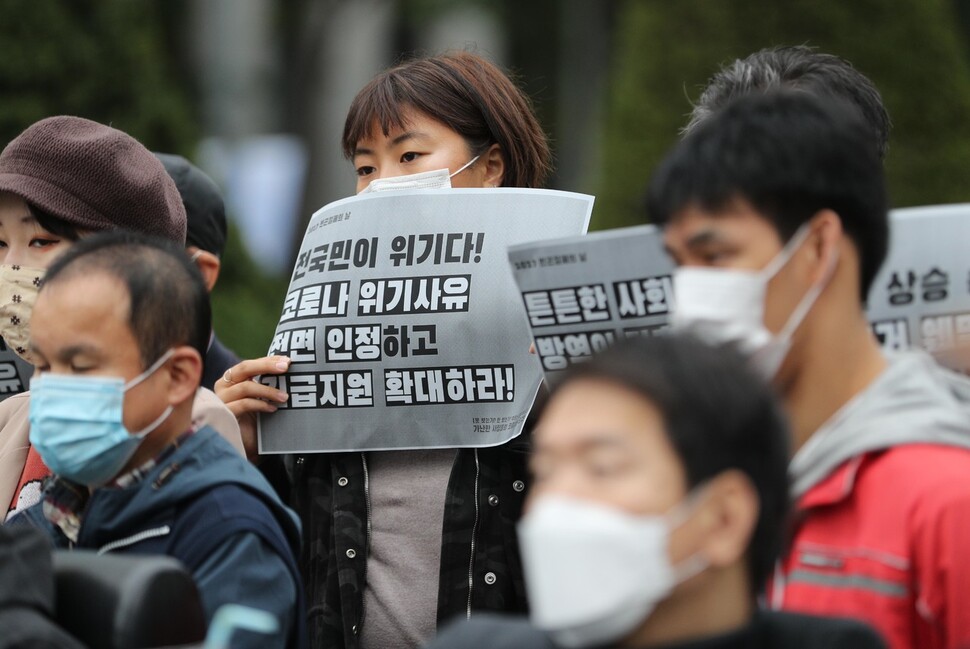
{"left": 28, "top": 349, "right": 176, "bottom": 487}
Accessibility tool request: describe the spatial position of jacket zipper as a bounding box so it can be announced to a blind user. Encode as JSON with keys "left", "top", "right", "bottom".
{"left": 358, "top": 452, "right": 372, "bottom": 638}
{"left": 362, "top": 453, "right": 372, "bottom": 544}
{"left": 97, "top": 525, "right": 172, "bottom": 555}
{"left": 466, "top": 449, "right": 481, "bottom": 619}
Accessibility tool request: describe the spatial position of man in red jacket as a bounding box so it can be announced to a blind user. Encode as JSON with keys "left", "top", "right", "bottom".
{"left": 651, "top": 90, "right": 970, "bottom": 649}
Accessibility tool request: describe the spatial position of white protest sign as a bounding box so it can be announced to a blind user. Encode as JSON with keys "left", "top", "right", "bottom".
{"left": 867, "top": 204, "right": 970, "bottom": 372}
{"left": 508, "top": 225, "right": 674, "bottom": 374}
{"left": 509, "top": 205, "right": 970, "bottom": 379}
{"left": 258, "top": 188, "right": 593, "bottom": 454}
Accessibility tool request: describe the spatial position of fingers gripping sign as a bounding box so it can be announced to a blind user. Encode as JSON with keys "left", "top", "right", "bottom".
{"left": 215, "top": 356, "right": 291, "bottom": 460}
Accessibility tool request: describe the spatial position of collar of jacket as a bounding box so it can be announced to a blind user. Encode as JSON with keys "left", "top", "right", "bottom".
{"left": 796, "top": 454, "right": 869, "bottom": 511}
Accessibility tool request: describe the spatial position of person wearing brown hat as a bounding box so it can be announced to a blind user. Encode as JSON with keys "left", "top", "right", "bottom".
{"left": 0, "top": 116, "right": 244, "bottom": 522}
{"left": 155, "top": 153, "right": 242, "bottom": 391}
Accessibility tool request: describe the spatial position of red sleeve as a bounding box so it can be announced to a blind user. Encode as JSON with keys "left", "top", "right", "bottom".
{"left": 8, "top": 444, "right": 49, "bottom": 516}
{"left": 911, "top": 479, "right": 970, "bottom": 649}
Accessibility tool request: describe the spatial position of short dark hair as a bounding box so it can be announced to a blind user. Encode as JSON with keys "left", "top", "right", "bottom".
{"left": 649, "top": 90, "right": 889, "bottom": 300}
{"left": 342, "top": 51, "right": 552, "bottom": 188}
{"left": 543, "top": 334, "right": 790, "bottom": 597}
{"left": 155, "top": 153, "right": 228, "bottom": 257}
{"left": 43, "top": 231, "right": 211, "bottom": 367}
{"left": 684, "top": 46, "right": 890, "bottom": 159}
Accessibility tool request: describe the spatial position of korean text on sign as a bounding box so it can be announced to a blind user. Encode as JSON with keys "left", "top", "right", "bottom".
{"left": 385, "top": 365, "right": 514, "bottom": 406}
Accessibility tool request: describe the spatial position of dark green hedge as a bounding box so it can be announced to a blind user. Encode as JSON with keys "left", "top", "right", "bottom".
{"left": 0, "top": 0, "right": 195, "bottom": 151}
{"left": 0, "top": 0, "right": 284, "bottom": 359}
{"left": 594, "top": 0, "right": 970, "bottom": 230}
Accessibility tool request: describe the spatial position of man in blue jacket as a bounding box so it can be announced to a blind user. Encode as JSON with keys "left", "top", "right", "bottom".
{"left": 10, "top": 231, "right": 305, "bottom": 649}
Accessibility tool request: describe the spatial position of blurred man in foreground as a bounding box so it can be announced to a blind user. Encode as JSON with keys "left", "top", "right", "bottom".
{"left": 428, "top": 336, "right": 884, "bottom": 649}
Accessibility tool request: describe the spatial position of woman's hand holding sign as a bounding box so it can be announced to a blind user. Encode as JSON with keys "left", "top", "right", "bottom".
{"left": 215, "top": 355, "right": 291, "bottom": 461}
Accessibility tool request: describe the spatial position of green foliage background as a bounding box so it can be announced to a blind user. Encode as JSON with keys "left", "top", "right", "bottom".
{"left": 213, "top": 231, "right": 291, "bottom": 359}
{"left": 6, "top": 0, "right": 970, "bottom": 355}
{"left": 594, "top": 0, "right": 970, "bottom": 230}
{"left": 0, "top": 0, "right": 281, "bottom": 359}
{"left": 0, "top": 0, "right": 195, "bottom": 153}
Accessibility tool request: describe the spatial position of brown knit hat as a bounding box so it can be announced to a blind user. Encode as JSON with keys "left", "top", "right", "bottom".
{"left": 0, "top": 116, "right": 186, "bottom": 243}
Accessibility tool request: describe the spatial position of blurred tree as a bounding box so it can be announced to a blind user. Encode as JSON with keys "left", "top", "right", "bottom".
{"left": 211, "top": 227, "right": 290, "bottom": 359}
{"left": 0, "top": 0, "right": 195, "bottom": 150}
{"left": 595, "top": 0, "right": 970, "bottom": 229}
{"left": 0, "top": 0, "right": 284, "bottom": 357}
{"left": 954, "top": 0, "right": 970, "bottom": 56}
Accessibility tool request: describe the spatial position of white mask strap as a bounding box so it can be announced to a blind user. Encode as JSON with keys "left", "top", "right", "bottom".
{"left": 664, "top": 484, "right": 712, "bottom": 585}
{"left": 125, "top": 349, "right": 177, "bottom": 438}
{"left": 672, "top": 553, "right": 709, "bottom": 584}
{"left": 124, "top": 348, "right": 176, "bottom": 391}
{"left": 761, "top": 223, "right": 813, "bottom": 279}
{"left": 131, "top": 405, "right": 175, "bottom": 438}
{"left": 664, "top": 481, "right": 711, "bottom": 529}
{"left": 776, "top": 231, "right": 840, "bottom": 341}
{"left": 449, "top": 155, "right": 480, "bottom": 179}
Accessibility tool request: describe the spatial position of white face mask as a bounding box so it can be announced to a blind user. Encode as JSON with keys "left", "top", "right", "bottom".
{"left": 671, "top": 225, "right": 836, "bottom": 379}
{"left": 359, "top": 155, "right": 480, "bottom": 194}
{"left": 518, "top": 494, "right": 707, "bottom": 648}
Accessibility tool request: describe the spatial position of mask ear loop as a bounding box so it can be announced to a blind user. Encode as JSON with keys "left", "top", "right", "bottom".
{"left": 123, "top": 348, "right": 178, "bottom": 437}
{"left": 761, "top": 223, "right": 814, "bottom": 279}
{"left": 663, "top": 482, "right": 713, "bottom": 584}
{"left": 664, "top": 480, "right": 712, "bottom": 528}
{"left": 130, "top": 403, "right": 175, "bottom": 438}
{"left": 775, "top": 229, "right": 841, "bottom": 343}
{"left": 124, "top": 348, "right": 176, "bottom": 391}
{"left": 672, "top": 554, "right": 709, "bottom": 584}
{"left": 449, "top": 155, "right": 480, "bottom": 179}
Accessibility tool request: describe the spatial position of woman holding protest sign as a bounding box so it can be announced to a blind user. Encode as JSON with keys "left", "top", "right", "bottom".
{"left": 217, "top": 51, "right": 552, "bottom": 649}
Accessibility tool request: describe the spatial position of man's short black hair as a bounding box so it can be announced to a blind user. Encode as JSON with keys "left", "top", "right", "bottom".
{"left": 43, "top": 231, "right": 211, "bottom": 367}
{"left": 684, "top": 45, "right": 890, "bottom": 159}
{"left": 155, "top": 153, "right": 228, "bottom": 257}
{"left": 649, "top": 90, "right": 889, "bottom": 300}
{"left": 543, "top": 334, "right": 791, "bottom": 597}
